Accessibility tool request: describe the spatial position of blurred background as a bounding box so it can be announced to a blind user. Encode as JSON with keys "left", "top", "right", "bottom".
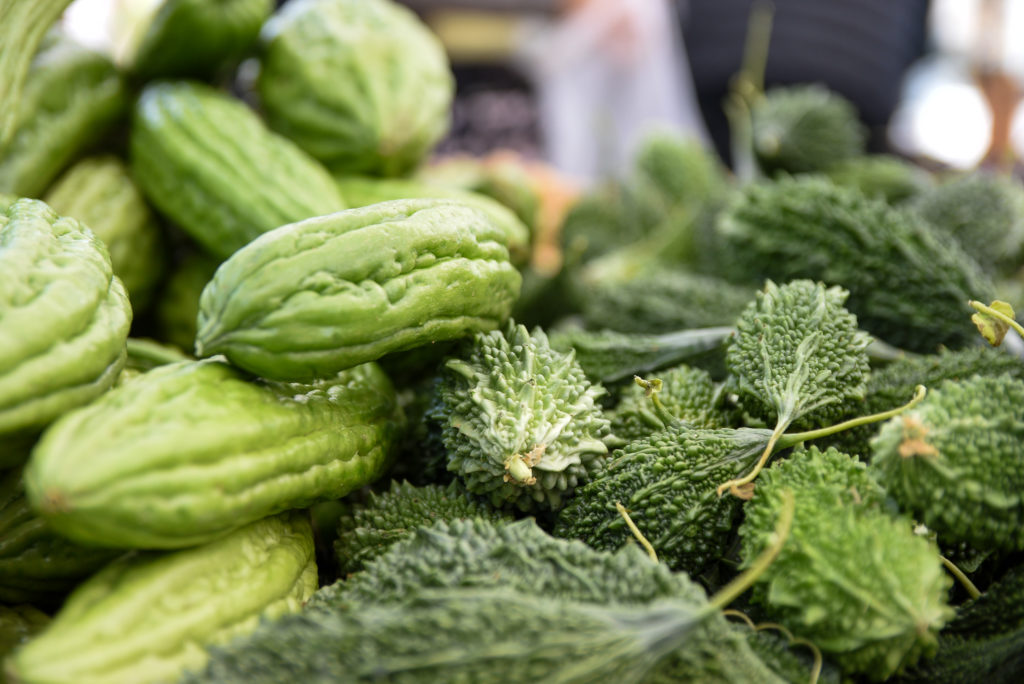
{"left": 60, "top": 0, "right": 1024, "bottom": 184}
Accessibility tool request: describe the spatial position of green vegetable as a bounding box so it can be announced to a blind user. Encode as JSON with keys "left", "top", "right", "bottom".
{"left": 195, "top": 198, "right": 521, "bottom": 381}
{"left": 559, "top": 133, "right": 725, "bottom": 265}
{"left": 0, "top": 0, "right": 74, "bottom": 148}
{"left": 820, "top": 346, "right": 1024, "bottom": 458}
{"left": 0, "top": 198, "right": 131, "bottom": 452}
{"left": 0, "top": 33, "right": 126, "bottom": 198}
{"left": 555, "top": 424, "right": 771, "bottom": 574}
{"left": 720, "top": 279, "right": 871, "bottom": 495}
{"left": 5, "top": 512, "right": 318, "bottom": 684}
{"left": 124, "top": 0, "right": 273, "bottom": 81}
{"left": 25, "top": 359, "right": 401, "bottom": 548}
{"left": 0, "top": 468, "right": 119, "bottom": 607}
{"left": 739, "top": 446, "right": 953, "bottom": 680}
{"left": 943, "top": 564, "right": 1024, "bottom": 639}
{"left": 895, "top": 627, "right": 1024, "bottom": 684}
{"left": 0, "top": 605, "right": 49, "bottom": 666}
{"left": 631, "top": 131, "right": 729, "bottom": 212}
{"left": 751, "top": 84, "right": 866, "bottom": 175}
{"left": 130, "top": 80, "right": 344, "bottom": 260}
{"left": 417, "top": 154, "right": 543, "bottom": 232}
{"left": 258, "top": 0, "right": 454, "bottom": 176}
{"left": 547, "top": 325, "right": 734, "bottom": 385}
{"left": 430, "top": 322, "right": 611, "bottom": 512}
{"left": 871, "top": 374, "right": 1024, "bottom": 551}
{"left": 264, "top": 517, "right": 788, "bottom": 684}
{"left": 825, "top": 154, "right": 933, "bottom": 204}
{"left": 576, "top": 266, "right": 755, "bottom": 334}
{"left": 334, "top": 174, "right": 530, "bottom": 264}
{"left": 317, "top": 518, "right": 690, "bottom": 607}
{"left": 189, "top": 588, "right": 712, "bottom": 684}
{"left": 912, "top": 171, "right": 1024, "bottom": 276}
{"left": 713, "top": 175, "right": 995, "bottom": 352}
{"left": 333, "top": 480, "right": 510, "bottom": 577}
{"left": 43, "top": 155, "right": 163, "bottom": 312}
{"left": 123, "top": 337, "right": 190, "bottom": 373}
{"left": 898, "top": 563, "right": 1024, "bottom": 684}
{"left": 608, "top": 364, "right": 734, "bottom": 443}
{"left": 154, "top": 250, "right": 219, "bottom": 352}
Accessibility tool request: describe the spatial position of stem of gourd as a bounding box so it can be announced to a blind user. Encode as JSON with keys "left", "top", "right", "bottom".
{"left": 616, "top": 501, "right": 659, "bottom": 563}
{"left": 940, "top": 555, "right": 981, "bottom": 600}
{"left": 706, "top": 489, "right": 793, "bottom": 613}
{"left": 716, "top": 421, "right": 786, "bottom": 498}
{"left": 727, "top": 0, "right": 774, "bottom": 182}
{"left": 970, "top": 299, "right": 1024, "bottom": 341}
{"left": 716, "top": 385, "right": 927, "bottom": 499}
{"left": 635, "top": 376, "right": 679, "bottom": 428}
{"left": 779, "top": 384, "right": 927, "bottom": 446}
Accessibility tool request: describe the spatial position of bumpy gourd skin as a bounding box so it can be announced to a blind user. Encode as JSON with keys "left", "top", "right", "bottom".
{"left": 825, "top": 154, "right": 933, "bottom": 204}
{"left": 899, "top": 564, "right": 1024, "bottom": 683}
{"left": 871, "top": 375, "right": 1024, "bottom": 551}
{"left": 191, "top": 588, "right": 710, "bottom": 684}
{"left": 0, "top": 198, "right": 131, "bottom": 449}
{"left": 609, "top": 364, "right": 734, "bottom": 443}
{"left": 432, "top": 322, "right": 611, "bottom": 512}
{"left": 555, "top": 425, "right": 771, "bottom": 574}
{"left": 258, "top": 0, "right": 454, "bottom": 177}
{"left": 333, "top": 480, "right": 510, "bottom": 576}
{"left": 739, "top": 447, "right": 954, "bottom": 681}
{"left": 312, "top": 517, "right": 788, "bottom": 684}
{"left": 579, "top": 268, "right": 755, "bottom": 334}
{"left": 0, "top": 468, "right": 120, "bottom": 606}
{"left": 130, "top": 80, "right": 344, "bottom": 260}
{"left": 44, "top": 155, "right": 163, "bottom": 312}
{"left": 714, "top": 176, "right": 994, "bottom": 352}
{"left": 0, "top": 32, "right": 125, "bottom": 198}
{"left": 196, "top": 199, "right": 520, "bottom": 381}
{"left": 751, "top": 85, "right": 866, "bottom": 175}
{"left": 5, "top": 512, "right": 318, "bottom": 684}
{"left": 727, "top": 279, "right": 871, "bottom": 431}
{"left": 913, "top": 171, "right": 1024, "bottom": 276}
{"left": 25, "top": 359, "right": 402, "bottom": 549}
{"left": 820, "top": 346, "right": 1024, "bottom": 458}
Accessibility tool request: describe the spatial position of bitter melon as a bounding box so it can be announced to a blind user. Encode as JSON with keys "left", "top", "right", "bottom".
{"left": 25, "top": 359, "right": 402, "bottom": 549}
{"left": 195, "top": 199, "right": 521, "bottom": 381}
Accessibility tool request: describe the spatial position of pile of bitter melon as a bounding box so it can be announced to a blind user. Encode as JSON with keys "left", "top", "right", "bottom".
{"left": 4, "top": 0, "right": 1024, "bottom": 682}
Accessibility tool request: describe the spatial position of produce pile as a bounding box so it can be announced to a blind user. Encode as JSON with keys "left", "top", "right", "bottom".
{"left": 3, "top": 0, "right": 1024, "bottom": 682}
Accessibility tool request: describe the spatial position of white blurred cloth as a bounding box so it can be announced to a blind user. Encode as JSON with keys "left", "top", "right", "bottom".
{"left": 517, "top": 0, "right": 709, "bottom": 185}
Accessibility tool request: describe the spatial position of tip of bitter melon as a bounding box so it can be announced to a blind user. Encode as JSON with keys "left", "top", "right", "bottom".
{"left": 37, "top": 488, "right": 72, "bottom": 515}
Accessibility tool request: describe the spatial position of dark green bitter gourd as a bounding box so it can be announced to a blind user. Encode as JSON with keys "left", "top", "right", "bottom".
{"left": 739, "top": 446, "right": 954, "bottom": 680}
{"left": 871, "top": 374, "right": 1024, "bottom": 551}
{"left": 714, "top": 175, "right": 995, "bottom": 352}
